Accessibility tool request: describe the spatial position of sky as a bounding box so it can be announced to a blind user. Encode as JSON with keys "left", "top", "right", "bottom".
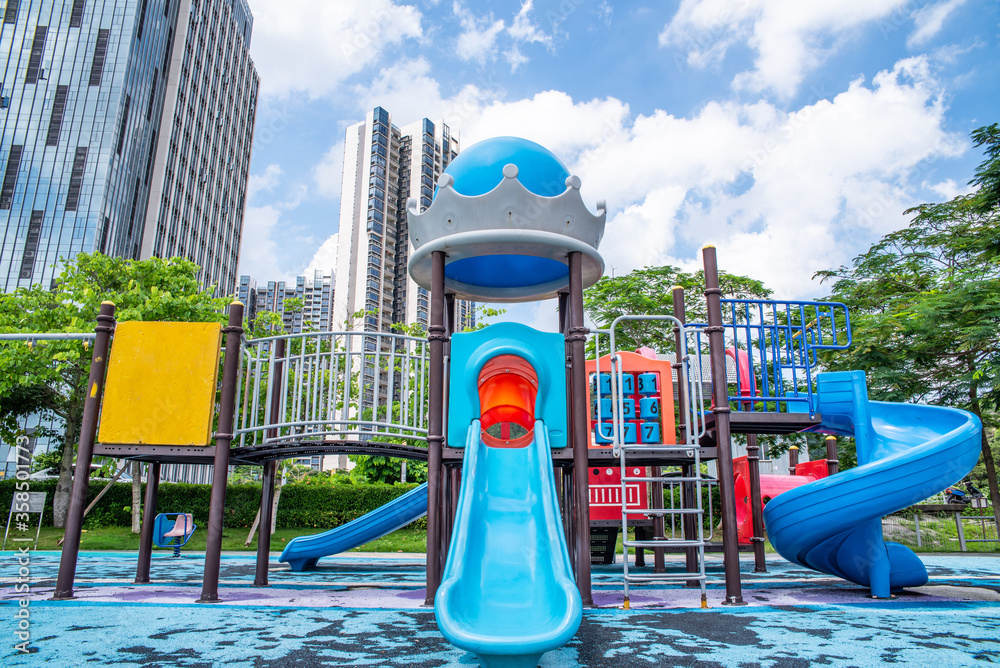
{"left": 238, "top": 0, "right": 999, "bottom": 330}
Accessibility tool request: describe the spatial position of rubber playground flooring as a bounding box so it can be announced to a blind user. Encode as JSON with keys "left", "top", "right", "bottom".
{"left": 2, "top": 550, "right": 998, "bottom": 667}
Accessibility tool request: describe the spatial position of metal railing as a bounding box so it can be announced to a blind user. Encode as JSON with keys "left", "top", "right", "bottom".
{"left": 234, "top": 330, "right": 430, "bottom": 447}
{"left": 688, "top": 299, "right": 852, "bottom": 415}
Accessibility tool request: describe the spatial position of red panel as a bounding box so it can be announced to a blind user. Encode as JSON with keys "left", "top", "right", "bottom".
{"left": 588, "top": 465, "right": 648, "bottom": 522}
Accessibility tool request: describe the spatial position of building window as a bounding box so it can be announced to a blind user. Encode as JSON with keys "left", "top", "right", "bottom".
{"left": 136, "top": 0, "right": 148, "bottom": 40}
{"left": 146, "top": 68, "right": 158, "bottom": 120}
{"left": 25, "top": 26, "right": 47, "bottom": 84}
{"left": 65, "top": 147, "right": 88, "bottom": 211}
{"left": 116, "top": 95, "right": 131, "bottom": 155}
{"left": 90, "top": 29, "right": 110, "bottom": 86}
{"left": 19, "top": 211, "right": 43, "bottom": 280}
{"left": 70, "top": 0, "right": 85, "bottom": 27}
{"left": 3, "top": 1, "right": 19, "bottom": 24}
{"left": 46, "top": 86, "right": 69, "bottom": 146}
{"left": 1, "top": 145, "right": 23, "bottom": 210}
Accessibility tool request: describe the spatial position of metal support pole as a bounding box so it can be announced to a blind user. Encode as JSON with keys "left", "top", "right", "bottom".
{"left": 135, "top": 461, "right": 160, "bottom": 583}
{"left": 788, "top": 446, "right": 799, "bottom": 475}
{"left": 567, "top": 252, "right": 593, "bottom": 606}
{"left": 254, "top": 461, "right": 278, "bottom": 586}
{"left": 825, "top": 436, "right": 839, "bottom": 476}
{"left": 198, "top": 302, "right": 245, "bottom": 603}
{"left": 254, "top": 337, "right": 285, "bottom": 586}
{"left": 955, "top": 511, "right": 967, "bottom": 552}
{"left": 54, "top": 301, "right": 116, "bottom": 600}
{"left": 702, "top": 245, "right": 745, "bottom": 605}
{"left": 747, "top": 433, "right": 767, "bottom": 572}
{"left": 424, "top": 251, "right": 447, "bottom": 605}
{"left": 914, "top": 512, "right": 922, "bottom": 547}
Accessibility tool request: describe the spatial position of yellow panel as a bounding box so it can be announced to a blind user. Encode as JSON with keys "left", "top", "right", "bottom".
{"left": 98, "top": 321, "right": 222, "bottom": 446}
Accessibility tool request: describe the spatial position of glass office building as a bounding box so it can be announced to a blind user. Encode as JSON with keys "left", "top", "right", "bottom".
{"left": 0, "top": 0, "right": 258, "bottom": 294}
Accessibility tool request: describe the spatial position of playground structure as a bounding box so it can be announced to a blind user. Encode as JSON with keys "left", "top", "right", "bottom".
{"left": 47, "top": 137, "right": 984, "bottom": 665}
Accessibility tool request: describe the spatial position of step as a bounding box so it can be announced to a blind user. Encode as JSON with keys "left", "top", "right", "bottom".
{"left": 621, "top": 508, "right": 702, "bottom": 515}
{"left": 624, "top": 539, "right": 705, "bottom": 548}
{"left": 624, "top": 573, "right": 707, "bottom": 583}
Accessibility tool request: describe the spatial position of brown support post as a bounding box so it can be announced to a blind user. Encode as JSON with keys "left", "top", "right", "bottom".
{"left": 567, "top": 252, "right": 593, "bottom": 606}
{"left": 198, "top": 301, "right": 245, "bottom": 603}
{"left": 746, "top": 433, "right": 767, "bottom": 572}
{"left": 702, "top": 246, "right": 745, "bottom": 605}
{"left": 826, "top": 436, "right": 839, "bottom": 476}
{"left": 254, "top": 461, "right": 278, "bottom": 586}
{"left": 53, "top": 301, "right": 116, "bottom": 600}
{"left": 788, "top": 446, "right": 799, "bottom": 475}
{"left": 254, "top": 337, "right": 285, "bottom": 586}
{"left": 558, "top": 290, "right": 576, "bottom": 563}
{"left": 424, "top": 251, "right": 447, "bottom": 605}
{"left": 135, "top": 461, "right": 161, "bottom": 583}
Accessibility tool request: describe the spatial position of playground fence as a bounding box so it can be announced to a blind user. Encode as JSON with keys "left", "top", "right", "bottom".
{"left": 883, "top": 510, "right": 999, "bottom": 552}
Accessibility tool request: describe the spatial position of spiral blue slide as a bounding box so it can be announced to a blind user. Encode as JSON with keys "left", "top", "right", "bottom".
{"left": 764, "top": 371, "right": 982, "bottom": 598}
{"left": 279, "top": 483, "right": 428, "bottom": 571}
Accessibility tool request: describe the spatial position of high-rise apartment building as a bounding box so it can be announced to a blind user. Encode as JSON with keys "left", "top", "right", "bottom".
{"left": 334, "top": 107, "right": 475, "bottom": 336}
{"left": 238, "top": 269, "right": 335, "bottom": 334}
{"left": 0, "top": 0, "right": 258, "bottom": 294}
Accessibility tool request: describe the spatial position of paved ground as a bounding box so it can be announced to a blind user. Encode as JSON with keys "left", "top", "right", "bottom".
{"left": 1, "top": 549, "right": 998, "bottom": 666}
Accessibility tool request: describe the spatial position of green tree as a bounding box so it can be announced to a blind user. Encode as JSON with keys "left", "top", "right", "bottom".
{"left": 582, "top": 265, "right": 773, "bottom": 354}
{"left": 815, "top": 125, "right": 1000, "bottom": 532}
{"left": 0, "top": 253, "right": 230, "bottom": 527}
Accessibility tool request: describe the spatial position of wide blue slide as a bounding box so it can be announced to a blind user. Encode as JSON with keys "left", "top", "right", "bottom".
{"left": 764, "top": 371, "right": 982, "bottom": 597}
{"left": 435, "top": 420, "right": 582, "bottom": 668}
{"left": 280, "top": 482, "right": 428, "bottom": 571}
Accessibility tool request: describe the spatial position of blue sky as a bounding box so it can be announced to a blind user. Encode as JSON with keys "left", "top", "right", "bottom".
{"left": 239, "top": 0, "right": 998, "bottom": 328}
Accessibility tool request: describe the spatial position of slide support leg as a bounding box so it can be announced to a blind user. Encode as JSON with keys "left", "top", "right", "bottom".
{"left": 135, "top": 461, "right": 160, "bottom": 583}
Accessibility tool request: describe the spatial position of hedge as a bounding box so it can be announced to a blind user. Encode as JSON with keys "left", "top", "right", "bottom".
{"left": 0, "top": 479, "right": 423, "bottom": 531}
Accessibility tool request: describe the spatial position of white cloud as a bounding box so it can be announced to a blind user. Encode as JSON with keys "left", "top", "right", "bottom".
{"left": 580, "top": 57, "right": 963, "bottom": 296}
{"left": 237, "top": 165, "right": 310, "bottom": 281}
{"left": 314, "top": 141, "right": 345, "bottom": 198}
{"left": 250, "top": 0, "right": 422, "bottom": 97}
{"left": 453, "top": 2, "right": 505, "bottom": 64}
{"left": 304, "top": 233, "right": 339, "bottom": 275}
{"left": 660, "top": 0, "right": 911, "bottom": 98}
{"left": 908, "top": 0, "right": 967, "bottom": 48}
{"left": 504, "top": 46, "right": 529, "bottom": 72}
{"left": 508, "top": 1, "right": 552, "bottom": 47}
{"left": 247, "top": 163, "right": 283, "bottom": 198}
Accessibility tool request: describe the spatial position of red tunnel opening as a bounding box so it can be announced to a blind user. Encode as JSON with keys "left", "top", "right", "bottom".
{"left": 478, "top": 355, "right": 537, "bottom": 448}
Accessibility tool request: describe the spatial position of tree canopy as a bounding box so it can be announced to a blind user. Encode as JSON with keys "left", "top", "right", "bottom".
{"left": 582, "top": 264, "right": 772, "bottom": 354}
{"left": 0, "top": 253, "right": 230, "bottom": 526}
{"left": 815, "top": 123, "right": 1000, "bottom": 530}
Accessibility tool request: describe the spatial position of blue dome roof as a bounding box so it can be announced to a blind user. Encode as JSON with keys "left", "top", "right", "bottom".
{"left": 442, "top": 136, "right": 570, "bottom": 198}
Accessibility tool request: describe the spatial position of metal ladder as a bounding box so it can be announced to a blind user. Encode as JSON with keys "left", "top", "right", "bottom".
{"left": 599, "top": 315, "right": 710, "bottom": 610}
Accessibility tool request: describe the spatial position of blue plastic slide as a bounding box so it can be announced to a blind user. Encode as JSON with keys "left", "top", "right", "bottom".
{"left": 435, "top": 420, "right": 582, "bottom": 668}
{"left": 764, "top": 371, "right": 982, "bottom": 597}
{"left": 279, "top": 482, "right": 428, "bottom": 571}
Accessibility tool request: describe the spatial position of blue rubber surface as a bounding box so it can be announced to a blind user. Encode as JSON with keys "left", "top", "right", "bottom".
{"left": 435, "top": 421, "right": 582, "bottom": 668}
{"left": 279, "top": 483, "right": 428, "bottom": 571}
{"left": 764, "top": 371, "right": 983, "bottom": 597}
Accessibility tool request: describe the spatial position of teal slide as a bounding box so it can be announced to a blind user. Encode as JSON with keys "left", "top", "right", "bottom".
{"left": 279, "top": 483, "right": 427, "bottom": 571}
{"left": 764, "top": 371, "right": 982, "bottom": 597}
{"left": 435, "top": 420, "right": 582, "bottom": 668}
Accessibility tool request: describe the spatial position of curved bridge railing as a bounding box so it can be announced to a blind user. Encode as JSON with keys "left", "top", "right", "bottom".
{"left": 234, "top": 330, "right": 431, "bottom": 452}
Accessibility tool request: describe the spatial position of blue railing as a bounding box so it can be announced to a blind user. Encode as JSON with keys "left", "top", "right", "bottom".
{"left": 690, "top": 299, "right": 851, "bottom": 416}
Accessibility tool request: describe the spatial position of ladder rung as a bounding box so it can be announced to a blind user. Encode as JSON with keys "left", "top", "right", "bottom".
{"left": 620, "top": 445, "right": 698, "bottom": 453}
{"left": 625, "top": 539, "right": 705, "bottom": 548}
{"left": 625, "top": 573, "right": 707, "bottom": 582}
{"left": 622, "top": 476, "right": 709, "bottom": 484}
{"left": 622, "top": 508, "right": 702, "bottom": 515}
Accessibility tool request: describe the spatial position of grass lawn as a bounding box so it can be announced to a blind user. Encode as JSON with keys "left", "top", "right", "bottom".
{"left": 1, "top": 525, "right": 428, "bottom": 553}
